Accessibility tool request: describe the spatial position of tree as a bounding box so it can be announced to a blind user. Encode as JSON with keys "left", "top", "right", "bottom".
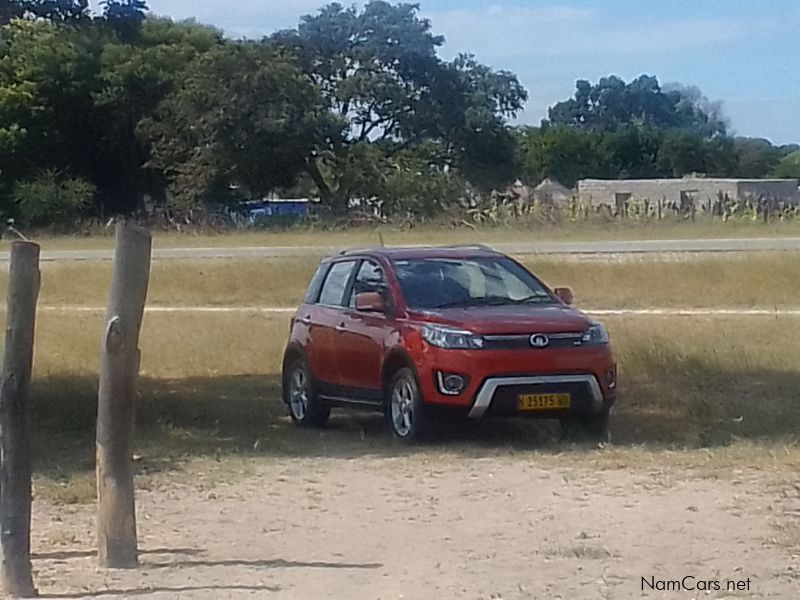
{"left": 438, "top": 54, "right": 526, "bottom": 191}
{"left": 771, "top": 151, "right": 800, "bottom": 179}
{"left": 142, "top": 42, "right": 337, "bottom": 207}
{"left": 519, "top": 125, "right": 610, "bottom": 187}
{"left": 733, "top": 137, "right": 781, "bottom": 178}
{"left": 272, "top": 1, "right": 527, "bottom": 207}
{"left": 549, "top": 75, "right": 727, "bottom": 137}
{"left": 0, "top": 19, "right": 102, "bottom": 215}
{"left": 101, "top": 0, "right": 148, "bottom": 41}
{"left": 600, "top": 125, "right": 661, "bottom": 179}
{"left": 101, "top": 0, "right": 147, "bottom": 21}
{"left": 93, "top": 18, "right": 221, "bottom": 211}
{"left": 1, "top": 0, "right": 89, "bottom": 25}
{"left": 0, "top": 17, "right": 220, "bottom": 217}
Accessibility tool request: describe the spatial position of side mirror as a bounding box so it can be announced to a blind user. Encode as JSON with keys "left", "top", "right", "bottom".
{"left": 355, "top": 291, "right": 386, "bottom": 313}
{"left": 554, "top": 287, "right": 574, "bottom": 306}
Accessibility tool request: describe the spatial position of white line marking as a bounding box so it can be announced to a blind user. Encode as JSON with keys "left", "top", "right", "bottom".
{"left": 36, "top": 306, "right": 296, "bottom": 314}
{"left": 587, "top": 308, "right": 800, "bottom": 316}
{"left": 27, "top": 306, "right": 800, "bottom": 316}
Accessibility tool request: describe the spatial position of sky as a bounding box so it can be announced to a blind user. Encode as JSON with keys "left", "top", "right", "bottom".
{"left": 93, "top": 0, "right": 800, "bottom": 144}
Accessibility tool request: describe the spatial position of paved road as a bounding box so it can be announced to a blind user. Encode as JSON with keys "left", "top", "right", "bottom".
{"left": 2, "top": 237, "right": 800, "bottom": 262}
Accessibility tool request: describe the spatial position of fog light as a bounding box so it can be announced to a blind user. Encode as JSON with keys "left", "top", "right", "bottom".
{"left": 605, "top": 367, "right": 617, "bottom": 389}
{"left": 437, "top": 371, "right": 467, "bottom": 396}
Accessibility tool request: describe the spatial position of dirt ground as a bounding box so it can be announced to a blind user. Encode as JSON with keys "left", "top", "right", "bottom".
{"left": 29, "top": 452, "right": 800, "bottom": 600}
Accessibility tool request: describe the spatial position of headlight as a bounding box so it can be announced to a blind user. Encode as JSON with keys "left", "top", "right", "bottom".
{"left": 421, "top": 324, "right": 485, "bottom": 349}
{"left": 582, "top": 322, "right": 609, "bottom": 345}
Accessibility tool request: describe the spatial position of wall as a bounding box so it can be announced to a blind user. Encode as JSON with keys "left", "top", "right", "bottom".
{"left": 577, "top": 178, "right": 800, "bottom": 207}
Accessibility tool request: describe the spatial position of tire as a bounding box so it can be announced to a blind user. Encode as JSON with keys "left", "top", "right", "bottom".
{"left": 560, "top": 408, "right": 610, "bottom": 444}
{"left": 386, "top": 367, "right": 428, "bottom": 443}
{"left": 284, "top": 358, "right": 330, "bottom": 428}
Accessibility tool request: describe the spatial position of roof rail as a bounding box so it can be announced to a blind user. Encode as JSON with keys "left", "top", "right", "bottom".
{"left": 337, "top": 247, "right": 377, "bottom": 255}
{"left": 336, "top": 243, "right": 497, "bottom": 256}
{"left": 439, "top": 243, "right": 496, "bottom": 251}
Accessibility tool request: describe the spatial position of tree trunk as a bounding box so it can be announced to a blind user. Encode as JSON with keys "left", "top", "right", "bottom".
{"left": 96, "top": 222, "right": 151, "bottom": 569}
{"left": 305, "top": 156, "right": 334, "bottom": 204}
{"left": 0, "top": 241, "right": 40, "bottom": 597}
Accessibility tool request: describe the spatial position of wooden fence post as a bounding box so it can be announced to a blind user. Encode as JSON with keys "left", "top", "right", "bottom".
{"left": 0, "top": 241, "right": 41, "bottom": 597}
{"left": 96, "top": 222, "right": 151, "bottom": 568}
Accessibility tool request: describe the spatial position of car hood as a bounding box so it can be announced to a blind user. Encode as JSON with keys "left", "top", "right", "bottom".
{"left": 408, "top": 304, "right": 593, "bottom": 335}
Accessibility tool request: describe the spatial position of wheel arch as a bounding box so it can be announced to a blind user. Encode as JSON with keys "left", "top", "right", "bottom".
{"left": 282, "top": 343, "right": 308, "bottom": 404}
{"left": 381, "top": 348, "right": 418, "bottom": 399}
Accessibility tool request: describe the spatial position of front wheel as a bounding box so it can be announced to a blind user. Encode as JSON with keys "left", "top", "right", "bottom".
{"left": 386, "top": 368, "right": 428, "bottom": 443}
{"left": 285, "top": 359, "right": 330, "bottom": 428}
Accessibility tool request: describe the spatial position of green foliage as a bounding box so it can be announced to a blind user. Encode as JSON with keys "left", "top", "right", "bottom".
{"left": 0, "top": 2, "right": 795, "bottom": 230}
{"left": 142, "top": 42, "right": 337, "bottom": 207}
{"left": 1, "top": 0, "right": 89, "bottom": 25}
{"left": 272, "top": 1, "right": 526, "bottom": 205}
{"left": 548, "top": 74, "right": 727, "bottom": 137}
{"left": 520, "top": 126, "right": 610, "bottom": 187}
{"left": 12, "top": 170, "right": 94, "bottom": 226}
{"left": 328, "top": 142, "right": 465, "bottom": 217}
{"left": 734, "top": 137, "right": 782, "bottom": 178}
{"left": 771, "top": 151, "right": 800, "bottom": 179}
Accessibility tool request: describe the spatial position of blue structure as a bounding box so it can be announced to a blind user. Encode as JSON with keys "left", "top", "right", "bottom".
{"left": 235, "top": 198, "right": 311, "bottom": 224}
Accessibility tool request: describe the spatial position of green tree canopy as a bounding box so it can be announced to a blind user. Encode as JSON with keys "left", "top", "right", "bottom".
{"left": 548, "top": 75, "right": 727, "bottom": 137}
{"left": 771, "top": 150, "right": 800, "bottom": 179}
{"left": 142, "top": 42, "right": 337, "bottom": 207}
{"left": 271, "top": 1, "right": 527, "bottom": 206}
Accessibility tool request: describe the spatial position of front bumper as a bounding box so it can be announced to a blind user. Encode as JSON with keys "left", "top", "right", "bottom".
{"left": 467, "top": 374, "right": 604, "bottom": 418}
{"left": 414, "top": 343, "right": 616, "bottom": 418}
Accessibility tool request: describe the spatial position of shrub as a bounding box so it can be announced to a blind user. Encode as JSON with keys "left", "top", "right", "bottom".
{"left": 12, "top": 171, "right": 95, "bottom": 227}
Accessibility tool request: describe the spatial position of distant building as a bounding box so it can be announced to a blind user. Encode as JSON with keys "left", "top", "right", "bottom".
{"left": 533, "top": 177, "right": 574, "bottom": 204}
{"left": 577, "top": 177, "right": 800, "bottom": 210}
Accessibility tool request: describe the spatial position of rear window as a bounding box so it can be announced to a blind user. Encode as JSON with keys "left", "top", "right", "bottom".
{"left": 318, "top": 260, "right": 357, "bottom": 306}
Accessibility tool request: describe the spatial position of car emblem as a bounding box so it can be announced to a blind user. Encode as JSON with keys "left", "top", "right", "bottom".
{"left": 530, "top": 334, "right": 550, "bottom": 348}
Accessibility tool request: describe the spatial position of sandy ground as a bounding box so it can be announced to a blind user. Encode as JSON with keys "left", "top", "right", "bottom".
{"left": 31, "top": 455, "right": 800, "bottom": 600}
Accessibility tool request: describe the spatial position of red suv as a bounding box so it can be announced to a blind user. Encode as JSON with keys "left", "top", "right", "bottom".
{"left": 282, "top": 245, "right": 616, "bottom": 442}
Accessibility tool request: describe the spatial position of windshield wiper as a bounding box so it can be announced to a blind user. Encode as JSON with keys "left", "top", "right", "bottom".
{"left": 433, "top": 296, "right": 511, "bottom": 309}
{"left": 511, "top": 294, "right": 554, "bottom": 304}
{"left": 433, "top": 295, "right": 551, "bottom": 309}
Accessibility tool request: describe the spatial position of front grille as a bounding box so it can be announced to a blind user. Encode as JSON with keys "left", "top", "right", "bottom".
{"left": 481, "top": 332, "right": 583, "bottom": 350}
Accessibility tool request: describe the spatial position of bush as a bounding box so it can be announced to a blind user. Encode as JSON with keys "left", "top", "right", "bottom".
{"left": 12, "top": 171, "right": 95, "bottom": 227}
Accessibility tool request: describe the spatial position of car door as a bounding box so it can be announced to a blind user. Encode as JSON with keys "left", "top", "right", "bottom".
{"left": 336, "top": 259, "right": 391, "bottom": 399}
{"left": 304, "top": 259, "right": 358, "bottom": 388}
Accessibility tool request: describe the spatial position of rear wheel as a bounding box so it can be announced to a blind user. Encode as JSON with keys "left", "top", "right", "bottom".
{"left": 285, "top": 358, "right": 330, "bottom": 428}
{"left": 386, "top": 368, "right": 428, "bottom": 443}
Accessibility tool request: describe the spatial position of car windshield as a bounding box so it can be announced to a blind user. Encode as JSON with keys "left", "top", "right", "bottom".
{"left": 392, "top": 257, "right": 555, "bottom": 310}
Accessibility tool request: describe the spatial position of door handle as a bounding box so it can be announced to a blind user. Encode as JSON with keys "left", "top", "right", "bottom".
{"left": 335, "top": 321, "right": 347, "bottom": 332}
{"left": 298, "top": 315, "right": 312, "bottom": 325}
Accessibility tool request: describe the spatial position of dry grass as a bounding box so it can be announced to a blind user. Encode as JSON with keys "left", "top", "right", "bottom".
{"left": 530, "top": 252, "right": 800, "bottom": 308}
{"left": 24, "top": 311, "right": 800, "bottom": 504}
{"left": 4, "top": 251, "right": 799, "bottom": 310}
{"left": 5, "top": 218, "right": 800, "bottom": 252}
{"left": 605, "top": 316, "right": 800, "bottom": 446}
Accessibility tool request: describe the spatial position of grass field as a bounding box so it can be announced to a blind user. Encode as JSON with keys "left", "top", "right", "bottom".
{"left": 26, "top": 310, "right": 800, "bottom": 505}
{"left": 4, "top": 218, "right": 800, "bottom": 251}
{"left": 0, "top": 245, "right": 794, "bottom": 506}
{"left": 5, "top": 251, "right": 800, "bottom": 309}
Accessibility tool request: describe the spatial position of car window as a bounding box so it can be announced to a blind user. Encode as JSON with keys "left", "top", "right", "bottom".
{"left": 318, "top": 260, "right": 357, "bottom": 306}
{"left": 303, "top": 262, "right": 330, "bottom": 304}
{"left": 393, "top": 257, "right": 553, "bottom": 310}
{"left": 348, "top": 260, "right": 389, "bottom": 308}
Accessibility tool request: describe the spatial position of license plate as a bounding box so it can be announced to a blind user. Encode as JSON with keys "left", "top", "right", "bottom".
{"left": 518, "top": 393, "right": 571, "bottom": 411}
